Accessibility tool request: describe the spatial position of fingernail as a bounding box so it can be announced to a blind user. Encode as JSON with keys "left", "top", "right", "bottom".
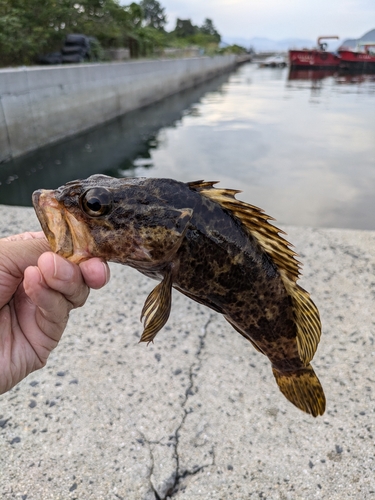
{"left": 102, "top": 262, "right": 110, "bottom": 285}
{"left": 53, "top": 254, "right": 74, "bottom": 281}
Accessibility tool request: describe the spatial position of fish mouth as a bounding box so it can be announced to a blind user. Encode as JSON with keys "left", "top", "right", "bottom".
{"left": 32, "top": 189, "right": 93, "bottom": 264}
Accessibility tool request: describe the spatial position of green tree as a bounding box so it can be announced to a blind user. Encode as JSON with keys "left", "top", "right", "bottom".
{"left": 0, "top": 0, "right": 69, "bottom": 66}
{"left": 219, "top": 43, "right": 247, "bottom": 55}
{"left": 0, "top": 0, "right": 141, "bottom": 66}
{"left": 139, "top": 0, "right": 166, "bottom": 30}
{"left": 125, "top": 2, "right": 143, "bottom": 28}
{"left": 0, "top": 1, "right": 222, "bottom": 67}
{"left": 200, "top": 18, "right": 220, "bottom": 42}
{"left": 173, "top": 18, "right": 197, "bottom": 38}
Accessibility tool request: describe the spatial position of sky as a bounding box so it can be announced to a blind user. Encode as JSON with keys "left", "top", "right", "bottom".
{"left": 158, "top": 0, "right": 375, "bottom": 42}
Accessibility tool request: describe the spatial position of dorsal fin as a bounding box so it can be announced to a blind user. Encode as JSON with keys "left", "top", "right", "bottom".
{"left": 188, "top": 180, "right": 321, "bottom": 364}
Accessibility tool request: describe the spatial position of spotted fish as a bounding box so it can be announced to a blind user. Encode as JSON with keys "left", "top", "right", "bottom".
{"left": 32, "top": 175, "right": 325, "bottom": 416}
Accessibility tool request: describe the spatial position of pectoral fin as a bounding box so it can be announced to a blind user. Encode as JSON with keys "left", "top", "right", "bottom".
{"left": 140, "top": 272, "right": 173, "bottom": 344}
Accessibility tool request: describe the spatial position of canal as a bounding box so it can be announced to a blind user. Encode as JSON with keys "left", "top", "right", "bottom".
{"left": 1, "top": 63, "right": 374, "bottom": 230}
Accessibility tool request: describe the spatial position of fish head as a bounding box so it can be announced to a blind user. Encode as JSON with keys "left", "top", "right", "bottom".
{"left": 33, "top": 174, "right": 192, "bottom": 266}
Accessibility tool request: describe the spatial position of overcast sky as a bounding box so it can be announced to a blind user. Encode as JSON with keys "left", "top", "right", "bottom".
{"left": 159, "top": 0, "right": 375, "bottom": 41}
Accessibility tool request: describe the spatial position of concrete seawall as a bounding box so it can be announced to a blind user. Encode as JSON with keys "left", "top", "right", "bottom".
{"left": 0, "top": 55, "right": 237, "bottom": 163}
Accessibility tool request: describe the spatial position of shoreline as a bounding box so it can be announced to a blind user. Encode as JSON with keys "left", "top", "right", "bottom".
{"left": 0, "top": 56, "right": 239, "bottom": 163}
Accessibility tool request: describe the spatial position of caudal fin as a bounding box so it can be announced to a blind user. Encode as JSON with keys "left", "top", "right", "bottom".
{"left": 272, "top": 364, "right": 326, "bottom": 417}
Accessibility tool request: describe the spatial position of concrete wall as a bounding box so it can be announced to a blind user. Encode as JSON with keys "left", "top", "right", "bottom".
{"left": 0, "top": 55, "right": 237, "bottom": 163}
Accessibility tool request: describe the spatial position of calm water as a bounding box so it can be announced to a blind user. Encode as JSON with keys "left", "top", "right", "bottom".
{"left": 1, "top": 64, "right": 375, "bottom": 229}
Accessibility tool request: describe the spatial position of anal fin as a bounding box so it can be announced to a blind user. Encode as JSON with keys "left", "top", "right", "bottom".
{"left": 140, "top": 272, "right": 173, "bottom": 344}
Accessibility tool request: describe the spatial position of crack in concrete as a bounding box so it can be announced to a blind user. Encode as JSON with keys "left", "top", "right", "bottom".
{"left": 139, "top": 431, "right": 162, "bottom": 500}
{"left": 140, "top": 313, "right": 215, "bottom": 499}
{"left": 166, "top": 313, "right": 216, "bottom": 498}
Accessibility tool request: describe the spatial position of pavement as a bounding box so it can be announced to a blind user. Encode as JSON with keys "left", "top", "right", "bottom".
{"left": 0, "top": 204, "right": 375, "bottom": 499}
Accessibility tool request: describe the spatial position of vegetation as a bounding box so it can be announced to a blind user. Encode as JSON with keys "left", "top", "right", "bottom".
{"left": 139, "top": 0, "right": 166, "bottom": 30}
{"left": 0, "top": 0, "right": 224, "bottom": 67}
{"left": 219, "top": 44, "right": 249, "bottom": 55}
{"left": 169, "top": 17, "right": 221, "bottom": 54}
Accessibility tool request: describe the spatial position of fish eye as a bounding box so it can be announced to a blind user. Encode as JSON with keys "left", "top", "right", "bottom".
{"left": 81, "top": 188, "right": 112, "bottom": 217}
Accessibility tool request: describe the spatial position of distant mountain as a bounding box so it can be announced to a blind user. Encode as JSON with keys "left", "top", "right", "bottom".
{"left": 341, "top": 28, "right": 375, "bottom": 49}
{"left": 222, "top": 36, "right": 315, "bottom": 52}
{"left": 222, "top": 29, "right": 375, "bottom": 53}
{"left": 361, "top": 28, "right": 375, "bottom": 42}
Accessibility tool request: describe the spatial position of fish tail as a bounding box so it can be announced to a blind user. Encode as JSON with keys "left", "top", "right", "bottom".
{"left": 272, "top": 364, "right": 326, "bottom": 417}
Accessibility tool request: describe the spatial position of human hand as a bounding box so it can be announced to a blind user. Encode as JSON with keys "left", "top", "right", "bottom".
{"left": 0, "top": 231, "right": 110, "bottom": 394}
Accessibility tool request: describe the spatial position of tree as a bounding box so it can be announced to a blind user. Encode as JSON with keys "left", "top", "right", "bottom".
{"left": 139, "top": 0, "right": 167, "bottom": 30}
{"left": 125, "top": 2, "right": 143, "bottom": 28}
{"left": 200, "top": 18, "right": 220, "bottom": 42}
{"left": 0, "top": 0, "right": 73, "bottom": 66}
{"left": 173, "top": 18, "right": 197, "bottom": 38}
{"left": 0, "top": 0, "right": 142, "bottom": 66}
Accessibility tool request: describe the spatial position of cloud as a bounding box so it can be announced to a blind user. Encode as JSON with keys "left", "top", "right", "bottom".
{"left": 160, "top": 0, "right": 375, "bottom": 40}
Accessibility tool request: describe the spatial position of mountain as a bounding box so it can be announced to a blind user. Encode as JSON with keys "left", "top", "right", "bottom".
{"left": 222, "top": 36, "right": 315, "bottom": 52}
{"left": 223, "top": 29, "right": 375, "bottom": 53}
{"left": 223, "top": 32, "right": 375, "bottom": 52}
{"left": 361, "top": 28, "right": 375, "bottom": 42}
{"left": 341, "top": 28, "right": 375, "bottom": 48}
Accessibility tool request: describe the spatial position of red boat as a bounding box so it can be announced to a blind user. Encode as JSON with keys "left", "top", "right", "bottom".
{"left": 289, "top": 36, "right": 340, "bottom": 68}
{"left": 339, "top": 43, "right": 375, "bottom": 71}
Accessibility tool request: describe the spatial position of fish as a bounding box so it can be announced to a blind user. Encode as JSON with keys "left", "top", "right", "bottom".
{"left": 32, "top": 174, "right": 325, "bottom": 417}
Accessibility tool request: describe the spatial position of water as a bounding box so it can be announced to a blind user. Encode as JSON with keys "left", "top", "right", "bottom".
{"left": 1, "top": 64, "right": 375, "bottom": 230}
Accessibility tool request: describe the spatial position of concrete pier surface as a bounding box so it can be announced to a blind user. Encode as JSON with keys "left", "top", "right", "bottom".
{"left": 0, "top": 205, "right": 374, "bottom": 499}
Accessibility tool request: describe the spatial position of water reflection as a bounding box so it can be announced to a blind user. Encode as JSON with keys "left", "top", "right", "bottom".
{"left": 288, "top": 68, "right": 375, "bottom": 95}
{"left": 0, "top": 72, "right": 231, "bottom": 206}
{"left": 141, "top": 65, "right": 375, "bottom": 229}
{"left": 288, "top": 68, "right": 337, "bottom": 84}
{"left": 1, "top": 63, "right": 374, "bottom": 230}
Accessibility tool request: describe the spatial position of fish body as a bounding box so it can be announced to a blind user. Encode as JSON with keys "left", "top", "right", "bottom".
{"left": 33, "top": 175, "right": 325, "bottom": 416}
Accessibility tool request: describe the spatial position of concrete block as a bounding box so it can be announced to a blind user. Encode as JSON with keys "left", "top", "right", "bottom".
{"left": 0, "top": 67, "right": 29, "bottom": 95}
{"left": 1, "top": 91, "right": 37, "bottom": 158}
{"left": 0, "top": 99, "right": 11, "bottom": 163}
